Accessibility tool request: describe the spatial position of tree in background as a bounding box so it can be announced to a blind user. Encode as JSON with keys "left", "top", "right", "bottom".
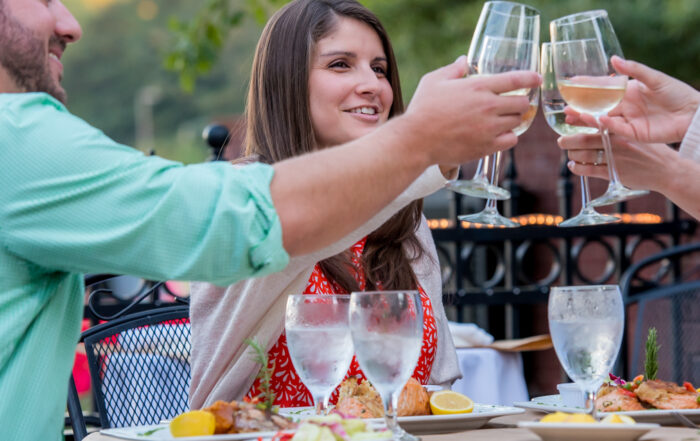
{"left": 62, "top": 0, "right": 700, "bottom": 163}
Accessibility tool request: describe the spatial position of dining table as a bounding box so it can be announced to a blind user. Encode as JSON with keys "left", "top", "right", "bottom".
{"left": 82, "top": 409, "right": 700, "bottom": 441}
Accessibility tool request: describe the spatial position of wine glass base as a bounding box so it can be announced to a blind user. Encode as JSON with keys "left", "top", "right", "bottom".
{"left": 558, "top": 209, "right": 620, "bottom": 227}
{"left": 589, "top": 185, "right": 649, "bottom": 207}
{"left": 459, "top": 210, "right": 520, "bottom": 228}
{"left": 446, "top": 179, "right": 511, "bottom": 200}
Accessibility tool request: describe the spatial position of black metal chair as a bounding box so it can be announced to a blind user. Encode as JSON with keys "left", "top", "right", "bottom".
{"left": 67, "top": 304, "right": 191, "bottom": 440}
{"left": 620, "top": 242, "right": 700, "bottom": 384}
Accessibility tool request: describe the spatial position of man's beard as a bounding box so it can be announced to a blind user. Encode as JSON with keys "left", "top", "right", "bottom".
{"left": 0, "top": 8, "right": 67, "bottom": 104}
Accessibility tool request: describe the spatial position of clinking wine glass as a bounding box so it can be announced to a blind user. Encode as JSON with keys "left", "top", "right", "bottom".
{"left": 548, "top": 285, "right": 624, "bottom": 420}
{"left": 550, "top": 10, "right": 648, "bottom": 207}
{"left": 349, "top": 291, "right": 423, "bottom": 441}
{"left": 446, "top": 1, "right": 539, "bottom": 201}
{"left": 459, "top": 34, "right": 539, "bottom": 227}
{"left": 285, "top": 294, "right": 353, "bottom": 415}
{"left": 540, "top": 42, "right": 619, "bottom": 227}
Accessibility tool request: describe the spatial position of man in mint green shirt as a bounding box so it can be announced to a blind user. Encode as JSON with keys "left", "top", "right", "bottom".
{"left": 0, "top": 0, "right": 539, "bottom": 439}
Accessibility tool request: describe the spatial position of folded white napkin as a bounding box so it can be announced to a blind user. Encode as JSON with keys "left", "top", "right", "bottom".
{"left": 448, "top": 321, "right": 494, "bottom": 347}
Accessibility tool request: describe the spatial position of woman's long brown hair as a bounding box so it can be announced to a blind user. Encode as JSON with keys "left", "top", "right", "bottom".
{"left": 245, "top": 0, "right": 424, "bottom": 292}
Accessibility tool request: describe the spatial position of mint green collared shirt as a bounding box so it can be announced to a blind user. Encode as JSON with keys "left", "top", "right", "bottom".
{"left": 0, "top": 93, "right": 289, "bottom": 440}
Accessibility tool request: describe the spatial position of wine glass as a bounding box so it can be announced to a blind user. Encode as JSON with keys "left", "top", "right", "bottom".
{"left": 285, "top": 294, "right": 353, "bottom": 415}
{"left": 550, "top": 10, "right": 648, "bottom": 207}
{"left": 459, "top": 34, "right": 539, "bottom": 227}
{"left": 540, "top": 42, "right": 619, "bottom": 227}
{"left": 549, "top": 285, "right": 624, "bottom": 420}
{"left": 349, "top": 291, "right": 422, "bottom": 441}
{"left": 446, "top": 1, "right": 539, "bottom": 201}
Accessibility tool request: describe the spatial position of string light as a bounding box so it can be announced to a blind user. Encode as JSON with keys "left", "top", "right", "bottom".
{"left": 427, "top": 213, "right": 662, "bottom": 229}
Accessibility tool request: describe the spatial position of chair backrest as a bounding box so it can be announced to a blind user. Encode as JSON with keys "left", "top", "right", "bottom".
{"left": 83, "top": 305, "right": 191, "bottom": 429}
{"left": 620, "top": 242, "right": 700, "bottom": 384}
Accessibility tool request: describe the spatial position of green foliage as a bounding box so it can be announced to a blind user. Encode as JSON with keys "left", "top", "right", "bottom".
{"left": 644, "top": 327, "right": 659, "bottom": 381}
{"left": 246, "top": 338, "right": 276, "bottom": 411}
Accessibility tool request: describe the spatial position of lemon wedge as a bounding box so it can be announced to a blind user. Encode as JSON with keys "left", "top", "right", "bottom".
{"left": 539, "top": 411, "right": 570, "bottom": 423}
{"left": 429, "top": 390, "right": 474, "bottom": 415}
{"left": 564, "top": 413, "right": 596, "bottom": 423}
{"left": 601, "top": 414, "right": 636, "bottom": 424}
{"left": 169, "top": 410, "right": 216, "bottom": 437}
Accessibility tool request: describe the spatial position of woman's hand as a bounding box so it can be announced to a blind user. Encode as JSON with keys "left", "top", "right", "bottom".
{"left": 564, "top": 57, "right": 700, "bottom": 144}
{"left": 558, "top": 132, "right": 678, "bottom": 193}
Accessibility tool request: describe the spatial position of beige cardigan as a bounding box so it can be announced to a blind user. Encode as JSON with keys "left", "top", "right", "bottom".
{"left": 188, "top": 165, "right": 461, "bottom": 409}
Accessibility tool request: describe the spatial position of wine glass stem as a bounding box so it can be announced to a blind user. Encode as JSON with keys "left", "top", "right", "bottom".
{"left": 383, "top": 392, "right": 403, "bottom": 438}
{"left": 484, "top": 151, "right": 503, "bottom": 210}
{"left": 596, "top": 119, "right": 622, "bottom": 186}
{"left": 585, "top": 390, "right": 598, "bottom": 420}
{"left": 581, "top": 176, "right": 591, "bottom": 209}
{"left": 313, "top": 394, "right": 327, "bottom": 415}
{"left": 472, "top": 155, "right": 489, "bottom": 182}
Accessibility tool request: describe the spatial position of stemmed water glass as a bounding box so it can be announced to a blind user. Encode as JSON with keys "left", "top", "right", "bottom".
{"left": 550, "top": 10, "right": 648, "bottom": 207}
{"left": 459, "top": 33, "right": 539, "bottom": 227}
{"left": 548, "top": 285, "right": 624, "bottom": 420}
{"left": 540, "top": 42, "right": 619, "bottom": 227}
{"left": 349, "top": 291, "right": 423, "bottom": 441}
{"left": 446, "top": 1, "right": 539, "bottom": 201}
{"left": 285, "top": 294, "right": 354, "bottom": 415}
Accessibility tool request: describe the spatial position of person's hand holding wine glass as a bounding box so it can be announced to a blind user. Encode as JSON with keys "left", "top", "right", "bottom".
{"left": 550, "top": 10, "right": 649, "bottom": 207}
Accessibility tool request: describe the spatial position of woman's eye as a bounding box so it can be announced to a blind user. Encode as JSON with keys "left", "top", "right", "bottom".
{"left": 373, "top": 66, "right": 387, "bottom": 76}
{"left": 329, "top": 60, "right": 350, "bottom": 69}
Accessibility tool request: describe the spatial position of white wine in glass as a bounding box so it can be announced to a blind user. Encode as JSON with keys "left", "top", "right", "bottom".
{"left": 540, "top": 42, "right": 619, "bottom": 227}
{"left": 459, "top": 34, "right": 539, "bottom": 228}
{"left": 550, "top": 10, "right": 648, "bottom": 207}
{"left": 446, "top": 1, "right": 539, "bottom": 201}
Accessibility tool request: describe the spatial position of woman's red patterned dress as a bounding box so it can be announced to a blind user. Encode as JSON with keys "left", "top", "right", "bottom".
{"left": 247, "top": 237, "right": 437, "bottom": 407}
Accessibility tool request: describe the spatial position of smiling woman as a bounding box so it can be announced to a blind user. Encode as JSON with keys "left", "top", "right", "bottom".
{"left": 189, "top": 0, "right": 461, "bottom": 411}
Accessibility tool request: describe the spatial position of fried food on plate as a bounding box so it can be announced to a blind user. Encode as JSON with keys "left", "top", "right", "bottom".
{"left": 202, "top": 400, "right": 296, "bottom": 434}
{"left": 596, "top": 384, "right": 646, "bottom": 412}
{"left": 336, "top": 377, "right": 431, "bottom": 418}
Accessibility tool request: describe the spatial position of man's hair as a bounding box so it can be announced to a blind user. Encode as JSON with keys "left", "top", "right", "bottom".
{"left": 245, "top": 0, "right": 424, "bottom": 292}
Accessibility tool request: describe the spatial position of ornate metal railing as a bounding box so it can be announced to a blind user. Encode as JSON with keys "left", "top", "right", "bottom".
{"left": 431, "top": 150, "right": 697, "bottom": 339}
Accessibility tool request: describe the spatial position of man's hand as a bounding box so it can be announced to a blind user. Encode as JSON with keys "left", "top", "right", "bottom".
{"left": 402, "top": 56, "right": 541, "bottom": 166}
{"left": 565, "top": 56, "right": 700, "bottom": 144}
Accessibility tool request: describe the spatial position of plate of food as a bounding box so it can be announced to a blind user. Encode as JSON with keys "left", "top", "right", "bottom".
{"left": 280, "top": 378, "right": 524, "bottom": 434}
{"left": 102, "top": 399, "right": 297, "bottom": 440}
{"left": 518, "top": 411, "right": 660, "bottom": 441}
{"left": 514, "top": 377, "right": 700, "bottom": 425}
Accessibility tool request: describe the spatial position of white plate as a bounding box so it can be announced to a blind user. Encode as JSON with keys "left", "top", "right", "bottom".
{"left": 101, "top": 425, "right": 291, "bottom": 440}
{"left": 514, "top": 395, "right": 700, "bottom": 425}
{"left": 279, "top": 404, "right": 525, "bottom": 434}
{"left": 518, "top": 422, "right": 660, "bottom": 441}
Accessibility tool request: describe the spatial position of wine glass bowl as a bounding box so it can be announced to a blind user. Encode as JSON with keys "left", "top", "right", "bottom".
{"left": 540, "top": 41, "right": 619, "bottom": 227}
{"left": 550, "top": 10, "right": 648, "bottom": 207}
{"left": 349, "top": 291, "right": 423, "bottom": 441}
{"left": 285, "top": 294, "right": 353, "bottom": 415}
{"left": 548, "top": 285, "right": 624, "bottom": 419}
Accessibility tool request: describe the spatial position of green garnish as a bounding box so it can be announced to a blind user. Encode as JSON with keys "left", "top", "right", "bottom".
{"left": 137, "top": 427, "right": 165, "bottom": 436}
{"left": 644, "top": 328, "right": 659, "bottom": 381}
{"left": 246, "top": 338, "right": 276, "bottom": 412}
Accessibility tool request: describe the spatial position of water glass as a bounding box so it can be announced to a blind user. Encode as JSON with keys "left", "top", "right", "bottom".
{"left": 548, "top": 285, "right": 624, "bottom": 419}
{"left": 285, "top": 294, "right": 353, "bottom": 414}
{"left": 349, "top": 291, "right": 423, "bottom": 441}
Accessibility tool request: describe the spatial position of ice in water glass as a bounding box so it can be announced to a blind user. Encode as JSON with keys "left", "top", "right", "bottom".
{"left": 285, "top": 294, "right": 353, "bottom": 415}
{"left": 349, "top": 291, "right": 423, "bottom": 441}
{"left": 548, "top": 285, "right": 624, "bottom": 419}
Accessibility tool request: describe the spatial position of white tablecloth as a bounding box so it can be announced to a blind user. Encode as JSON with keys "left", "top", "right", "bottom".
{"left": 450, "top": 348, "right": 528, "bottom": 406}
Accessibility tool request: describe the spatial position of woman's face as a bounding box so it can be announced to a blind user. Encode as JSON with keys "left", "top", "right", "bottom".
{"left": 308, "top": 17, "right": 393, "bottom": 148}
